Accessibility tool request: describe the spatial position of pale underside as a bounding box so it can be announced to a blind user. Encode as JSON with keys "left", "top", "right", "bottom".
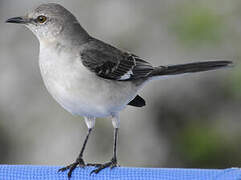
{"left": 39, "top": 42, "right": 140, "bottom": 118}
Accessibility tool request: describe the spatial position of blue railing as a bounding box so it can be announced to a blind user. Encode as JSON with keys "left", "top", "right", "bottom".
{"left": 0, "top": 165, "right": 240, "bottom": 180}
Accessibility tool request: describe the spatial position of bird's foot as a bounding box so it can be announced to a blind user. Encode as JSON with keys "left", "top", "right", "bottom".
{"left": 90, "top": 157, "right": 119, "bottom": 174}
{"left": 87, "top": 163, "right": 102, "bottom": 167}
{"left": 58, "top": 157, "right": 85, "bottom": 179}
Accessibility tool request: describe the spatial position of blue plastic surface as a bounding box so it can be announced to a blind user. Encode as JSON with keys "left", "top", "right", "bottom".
{"left": 0, "top": 165, "right": 240, "bottom": 180}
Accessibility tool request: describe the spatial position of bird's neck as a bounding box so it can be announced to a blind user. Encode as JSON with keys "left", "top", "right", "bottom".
{"left": 39, "top": 23, "right": 91, "bottom": 48}
{"left": 61, "top": 22, "right": 91, "bottom": 46}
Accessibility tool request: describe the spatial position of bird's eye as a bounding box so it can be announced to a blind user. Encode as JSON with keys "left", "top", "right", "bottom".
{"left": 37, "top": 15, "right": 47, "bottom": 23}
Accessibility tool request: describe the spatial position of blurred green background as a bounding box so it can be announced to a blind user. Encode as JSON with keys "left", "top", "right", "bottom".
{"left": 0, "top": 0, "right": 240, "bottom": 168}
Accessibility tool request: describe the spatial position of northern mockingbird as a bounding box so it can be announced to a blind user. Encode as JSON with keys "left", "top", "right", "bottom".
{"left": 6, "top": 3, "right": 232, "bottom": 179}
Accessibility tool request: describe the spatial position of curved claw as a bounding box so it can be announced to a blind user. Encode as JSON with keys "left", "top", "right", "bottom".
{"left": 87, "top": 163, "right": 102, "bottom": 167}
{"left": 58, "top": 157, "right": 86, "bottom": 179}
{"left": 90, "top": 158, "right": 119, "bottom": 175}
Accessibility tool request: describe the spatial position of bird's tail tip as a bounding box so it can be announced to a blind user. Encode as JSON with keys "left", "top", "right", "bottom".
{"left": 150, "top": 60, "right": 234, "bottom": 77}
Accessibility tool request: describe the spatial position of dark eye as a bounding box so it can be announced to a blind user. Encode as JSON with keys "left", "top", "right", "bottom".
{"left": 37, "top": 15, "right": 47, "bottom": 23}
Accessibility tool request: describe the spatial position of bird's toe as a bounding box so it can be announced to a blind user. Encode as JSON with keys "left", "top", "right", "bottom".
{"left": 90, "top": 158, "right": 119, "bottom": 174}
{"left": 58, "top": 157, "right": 86, "bottom": 178}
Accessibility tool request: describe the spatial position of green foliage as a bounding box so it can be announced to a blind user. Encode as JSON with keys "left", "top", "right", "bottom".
{"left": 177, "top": 123, "right": 241, "bottom": 168}
{"left": 169, "top": 4, "right": 224, "bottom": 47}
{"left": 230, "top": 63, "right": 241, "bottom": 98}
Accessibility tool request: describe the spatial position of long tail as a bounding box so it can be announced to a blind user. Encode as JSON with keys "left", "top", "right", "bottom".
{"left": 150, "top": 60, "right": 233, "bottom": 77}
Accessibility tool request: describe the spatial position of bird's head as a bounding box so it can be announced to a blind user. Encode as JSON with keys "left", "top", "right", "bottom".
{"left": 6, "top": 3, "right": 89, "bottom": 44}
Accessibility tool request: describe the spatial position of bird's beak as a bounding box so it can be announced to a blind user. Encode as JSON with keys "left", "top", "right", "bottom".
{"left": 6, "top": 16, "right": 29, "bottom": 24}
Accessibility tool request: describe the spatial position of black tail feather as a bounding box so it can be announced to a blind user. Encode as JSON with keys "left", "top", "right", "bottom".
{"left": 151, "top": 60, "right": 233, "bottom": 77}
{"left": 128, "top": 95, "right": 146, "bottom": 107}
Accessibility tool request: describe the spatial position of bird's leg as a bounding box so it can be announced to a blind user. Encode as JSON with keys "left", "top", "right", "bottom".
{"left": 59, "top": 117, "right": 95, "bottom": 179}
{"left": 58, "top": 128, "right": 92, "bottom": 177}
{"left": 90, "top": 115, "right": 119, "bottom": 174}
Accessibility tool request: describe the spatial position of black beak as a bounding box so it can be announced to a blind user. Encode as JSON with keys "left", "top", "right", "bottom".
{"left": 6, "top": 17, "right": 28, "bottom": 24}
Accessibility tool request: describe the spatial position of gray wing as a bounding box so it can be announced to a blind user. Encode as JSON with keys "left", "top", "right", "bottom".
{"left": 81, "top": 39, "right": 154, "bottom": 81}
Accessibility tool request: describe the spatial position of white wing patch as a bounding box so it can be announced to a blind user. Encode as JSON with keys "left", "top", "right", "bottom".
{"left": 119, "top": 70, "right": 133, "bottom": 80}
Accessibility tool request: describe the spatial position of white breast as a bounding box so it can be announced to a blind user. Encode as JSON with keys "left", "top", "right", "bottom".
{"left": 39, "top": 42, "right": 138, "bottom": 118}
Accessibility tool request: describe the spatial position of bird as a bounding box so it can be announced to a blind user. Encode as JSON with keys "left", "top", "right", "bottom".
{"left": 6, "top": 3, "right": 232, "bottom": 179}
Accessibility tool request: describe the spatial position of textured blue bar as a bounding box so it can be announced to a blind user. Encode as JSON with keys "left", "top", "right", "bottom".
{"left": 0, "top": 165, "right": 240, "bottom": 180}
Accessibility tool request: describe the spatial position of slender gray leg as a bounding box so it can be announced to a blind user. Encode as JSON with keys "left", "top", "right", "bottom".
{"left": 112, "top": 127, "right": 118, "bottom": 163}
{"left": 59, "top": 117, "right": 95, "bottom": 179}
{"left": 90, "top": 114, "right": 119, "bottom": 174}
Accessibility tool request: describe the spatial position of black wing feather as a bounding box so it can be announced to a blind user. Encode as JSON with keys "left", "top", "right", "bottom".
{"left": 81, "top": 38, "right": 154, "bottom": 81}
